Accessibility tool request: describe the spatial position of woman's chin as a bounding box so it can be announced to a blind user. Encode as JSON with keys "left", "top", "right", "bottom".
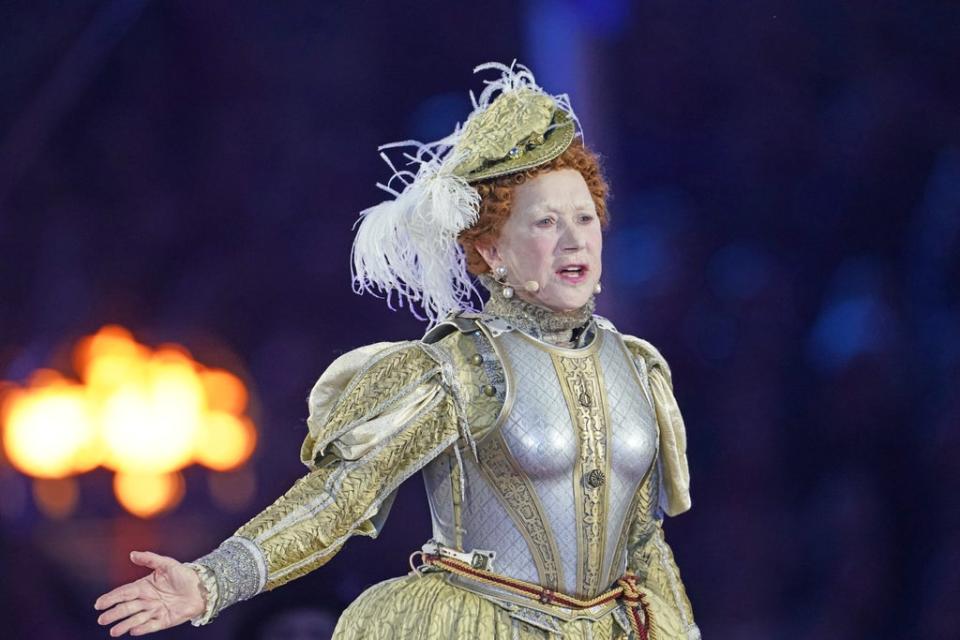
{"left": 532, "top": 290, "right": 594, "bottom": 313}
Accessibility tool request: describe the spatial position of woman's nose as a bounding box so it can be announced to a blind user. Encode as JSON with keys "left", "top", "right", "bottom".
{"left": 560, "top": 223, "right": 586, "bottom": 251}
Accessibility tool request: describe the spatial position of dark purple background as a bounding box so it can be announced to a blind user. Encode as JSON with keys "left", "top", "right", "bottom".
{"left": 2, "top": 1, "right": 959, "bottom": 638}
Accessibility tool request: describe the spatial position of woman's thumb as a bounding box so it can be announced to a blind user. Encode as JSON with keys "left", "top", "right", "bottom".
{"left": 129, "top": 550, "right": 169, "bottom": 570}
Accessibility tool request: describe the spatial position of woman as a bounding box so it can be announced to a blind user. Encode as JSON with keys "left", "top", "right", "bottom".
{"left": 95, "top": 62, "right": 700, "bottom": 639}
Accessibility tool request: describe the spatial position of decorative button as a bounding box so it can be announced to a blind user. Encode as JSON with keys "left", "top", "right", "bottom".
{"left": 508, "top": 146, "right": 521, "bottom": 158}
{"left": 578, "top": 391, "right": 592, "bottom": 407}
{"left": 470, "top": 353, "right": 484, "bottom": 366}
{"left": 481, "top": 384, "right": 497, "bottom": 397}
{"left": 586, "top": 469, "right": 605, "bottom": 489}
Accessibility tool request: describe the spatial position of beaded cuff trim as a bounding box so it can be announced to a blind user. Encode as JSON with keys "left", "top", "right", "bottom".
{"left": 191, "top": 536, "right": 267, "bottom": 620}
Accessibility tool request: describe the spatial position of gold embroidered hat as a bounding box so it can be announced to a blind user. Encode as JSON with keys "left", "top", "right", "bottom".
{"left": 450, "top": 83, "right": 577, "bottom": 183}
{"left": 351, "top": 61, "right": 582, "bottom": 325}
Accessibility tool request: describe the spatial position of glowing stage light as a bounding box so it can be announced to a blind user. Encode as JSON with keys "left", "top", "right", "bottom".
{"left": 113, "top": 471, "right": 185, "bottom": 519}
{"left": 1, "top": 325, "right": 258, "bottom": 518}
{"left": 194, "top": 412, "right": 257, "bottom": 472}
{"left": 200, "top": 368, "right": 248, "bottom": 415}
{"left": 2, "top": 374, "right": 99, "bottom": 478}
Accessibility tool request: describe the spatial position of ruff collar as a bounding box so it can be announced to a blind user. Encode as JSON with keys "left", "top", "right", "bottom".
{"left": 478, "top": 274, "right": 595, "bottom": 347}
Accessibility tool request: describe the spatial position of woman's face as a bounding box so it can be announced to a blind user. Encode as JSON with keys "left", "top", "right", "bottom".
{"left": 478, "top": 168, "right": 603, "bottom": 312}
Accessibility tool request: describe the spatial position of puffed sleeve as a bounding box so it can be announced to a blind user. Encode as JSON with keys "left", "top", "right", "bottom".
{"left": 187, "top": 341, "right": 463, "bottom": 625}
{"left": 622, "top": 336, "right": 700, "bottom": 639}
{"left": 622, "top": 336, "right": 691, "bottom": 516}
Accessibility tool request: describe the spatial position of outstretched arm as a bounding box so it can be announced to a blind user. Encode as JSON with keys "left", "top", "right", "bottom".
{"left": 191, "top": 381, "right": 459, "bottom": 617}
{"left": 95, "top": 341, "right": 463, "bottom": 635}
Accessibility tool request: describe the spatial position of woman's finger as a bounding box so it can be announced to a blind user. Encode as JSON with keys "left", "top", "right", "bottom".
{"left": 128, "top": 551, "right": 172, "bottom": 571}
{"left": 97, "top": 599, "right": 152, "bottom": 626}
{"left": 110, "top": 610, "right": 155, "bottom": 638}
{"left": 95, "top": 584, "right": 141, "bottom": 611}
{"left": 129, "top": 618, "right": 164, "bottom": 636}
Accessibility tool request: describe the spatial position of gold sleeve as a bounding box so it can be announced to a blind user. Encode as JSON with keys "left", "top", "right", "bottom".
{"left": 622, "top": 336, "right": 691, "bottom": 516}
{"left": 622, "top": 335, "right": 700, "bottom": 638}
{"left": 189, "top": 341, "right": 462, "bottom": 624}
{"left": 624, "top": 463, "right": 699, "bottom": 639}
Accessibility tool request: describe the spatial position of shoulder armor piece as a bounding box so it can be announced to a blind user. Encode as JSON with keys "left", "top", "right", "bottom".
{"left": 621, "top": 335, "right": 672, "bottom": 382}
{"left": 422, "top": 313, "right": 481, "bottom": 344}
{"left": 419, "top": 315, "right": 504, "bottom": 446}
{"left": 593, "top": 314, "right": 618, "bottom": 333}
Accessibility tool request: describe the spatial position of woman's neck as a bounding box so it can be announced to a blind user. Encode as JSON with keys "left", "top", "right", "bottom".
{"left": 478, "top": 274, "right": 595, "bottom": 347}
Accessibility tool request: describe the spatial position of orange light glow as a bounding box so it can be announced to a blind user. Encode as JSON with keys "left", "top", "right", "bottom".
{"left": 113, "top": 471, "right": 185, "bottom": 518}
{"left": 0, "top": 325, "right": 258, "bottom": 518}
{"left": 194, "top": 413, "right": 257, "bottom": 472}
{"left": 2, "top": 377, "right": 99, "bottom": 478}
{"left": 200, "top": 369, "right": 248, "bottom": 415}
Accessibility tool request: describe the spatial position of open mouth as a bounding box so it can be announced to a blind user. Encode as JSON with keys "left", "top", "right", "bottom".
{"left": 556, "top": 264, "right": 588, "bottom": 284}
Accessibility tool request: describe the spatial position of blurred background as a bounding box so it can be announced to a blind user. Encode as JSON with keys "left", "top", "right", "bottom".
{"left": 1, "top": 1, "right": 959, "bottom": 638}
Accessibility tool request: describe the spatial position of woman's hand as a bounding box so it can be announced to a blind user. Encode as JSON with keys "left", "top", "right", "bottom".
{"left": 94, "top": 551, "right": 206, "bottom": 637}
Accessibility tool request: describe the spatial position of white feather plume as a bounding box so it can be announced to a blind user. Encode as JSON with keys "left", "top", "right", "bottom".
{"left": 351, "top": 156, "right": 480, "bottom": 325}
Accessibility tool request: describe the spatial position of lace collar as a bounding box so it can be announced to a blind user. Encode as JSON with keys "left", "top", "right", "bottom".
{"left": 477, "top": 274, "right": 595, "bottom": 347}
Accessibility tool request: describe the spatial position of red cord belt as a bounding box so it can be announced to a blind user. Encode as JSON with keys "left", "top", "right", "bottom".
{"left": 420, "top": 553, "right": 653, "bottom": 640}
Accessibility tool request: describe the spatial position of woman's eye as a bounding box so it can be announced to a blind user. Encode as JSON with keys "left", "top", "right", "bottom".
{"left": 578, "top": 213, "right": 595, "bottom": 223}
{"left": 536, "top": 217, "right": 555, "bottom": 227}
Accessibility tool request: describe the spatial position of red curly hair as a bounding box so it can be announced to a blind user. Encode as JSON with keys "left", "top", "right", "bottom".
{"left": 458, "top": 139, "right": 610, "bottom": 275}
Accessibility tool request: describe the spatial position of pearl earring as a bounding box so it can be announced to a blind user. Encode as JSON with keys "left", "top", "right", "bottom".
{"left": 492, "top": 266, "right": 514, "bottom": 299}
{"left": 594, "top": 282, "right": 602, "bottom": 295}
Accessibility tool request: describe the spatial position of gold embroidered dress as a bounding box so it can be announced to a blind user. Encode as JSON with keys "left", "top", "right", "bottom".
{"left": 188, "top": 292, "right": 700, "bottom": 639}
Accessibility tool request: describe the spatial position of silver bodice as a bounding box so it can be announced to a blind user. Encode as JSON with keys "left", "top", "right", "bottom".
{"left": 422, "top": 322, "right": 659, "bottom": 599}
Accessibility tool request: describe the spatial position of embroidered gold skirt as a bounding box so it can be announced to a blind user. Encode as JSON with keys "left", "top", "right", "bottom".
{"left": 332, "top": 571, "right": 691, "bottom": 639}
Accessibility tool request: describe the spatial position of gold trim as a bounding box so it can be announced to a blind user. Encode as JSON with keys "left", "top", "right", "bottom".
{"left": 513, "top": 321, "right": 603, "bottom": 357}
{"left": 473, "top": 321, "right": 567, "bottom": 590}
{"left": 606, "top": 334, "right": 662, "bottom": 586}
{"left": 596, "top": 343, "right": 615, "bottom": 591}
{"left": 474, "top": 431, "right": 565, "bottom": 590}
{"left": 607, "top": 458, "right": 659, "bottom": 587}
{"left": 550, "top": 346, "right": 609, "bottom": 596}
{"left": 608, "top": 481, "right": 642, "bottom": 588}
{"left": 448, "top": 450, "right": 464, "bottom": 550}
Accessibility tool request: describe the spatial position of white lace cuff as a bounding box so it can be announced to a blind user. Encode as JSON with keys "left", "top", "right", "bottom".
{"left": 184, "top": 562, "right": 219, "bottom": 626}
